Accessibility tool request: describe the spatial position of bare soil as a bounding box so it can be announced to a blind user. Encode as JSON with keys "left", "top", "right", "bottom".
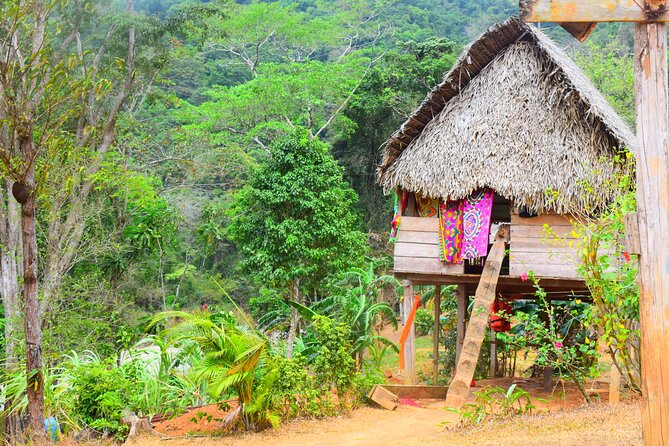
{"left": 124, "top": 400, "right": 641, "bottom": 446}
{"left": 118, "top": 377, "right": 641, "bottom": 446}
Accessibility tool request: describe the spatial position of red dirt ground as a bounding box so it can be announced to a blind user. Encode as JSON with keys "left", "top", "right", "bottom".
{"left": 151, "top": 400, "right": 239, "bottom": 437}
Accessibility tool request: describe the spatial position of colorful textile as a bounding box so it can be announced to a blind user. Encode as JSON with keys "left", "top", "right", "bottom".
{"left": 438, "top": 200, "right": 464, "bottom": 263}
{"left": 389, "top": 188, "right": 408, "bottom": 242}
{"left": 416, "top": 193, "right": 439, "bottom": 218}
{"left": 461, "top": 189, "right": 494, "bottom": 260}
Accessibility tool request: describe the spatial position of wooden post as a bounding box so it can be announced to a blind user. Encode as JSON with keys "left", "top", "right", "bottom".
{"left": 634, "top": 21, "right": 669, "bottom": 445}
{"left": 402, "top": 280, "right": 416, "bottom": 385}
{"left": 433, "top": 285, "right": 441, "bottom": 385}
{"left": 518, "top": 3, "right": 669, "bottom": 439}
{"left": 446, "top": 226, "right": 509, "bottom": 408}
{"left": 455, "top": 284, "right": 467, "bottom": 364}
{"left": 610, "top": 363, "right": 621, "bottom": 404}
{"left": 543, "top": 366, "right": 553, "bottom": 392}
{"left": 490, "top": 326, "right": 497, "bottom": 378}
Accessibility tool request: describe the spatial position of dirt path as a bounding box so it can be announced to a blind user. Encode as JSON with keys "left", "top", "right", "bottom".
{"left": 126, "top": 401, "right": 641, "bottom": 446}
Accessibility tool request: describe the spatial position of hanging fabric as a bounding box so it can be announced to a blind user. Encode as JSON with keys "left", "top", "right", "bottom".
{"left": 415, "top": 193, "right": 439, "bottom": 218}
{"left": 462, "top": 188, "right": 494, "bottom": 260}
{"left": 438, "top": 200, "right": 464, "bottom": 263}
{"left": 389, "top": 188, "right": 408, "bottom": 242}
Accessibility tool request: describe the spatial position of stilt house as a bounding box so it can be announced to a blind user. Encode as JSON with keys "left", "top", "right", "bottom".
{"left": 377, "top": 17, "right": 635, "bottom": 386}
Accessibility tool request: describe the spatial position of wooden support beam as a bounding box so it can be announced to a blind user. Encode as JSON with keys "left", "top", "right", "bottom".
{"left": 624, "top": 212, "right": 641, "bottom": 255}
{"left": 520, "top": 0, "right": 669, "bottom": 23}
{"left": 634, "top": 22, "right": 669, "bottom": 445}
{"left": 610, "top": 364, "right": 621, "bottom": 404}
{"left": 455, "top": 284, "right": 467, "bottom": 364}
{"left": 558, "top": 21, "right": 597, "bottom": 41}
{"left": 402, "top": 280, "right": 416, "bottom": 385}
{"left": 433, "top": 285, "right": 441, "bottom": 385}
{"left": 446, "top": 226, "right": 509, "bottom": 408}
{"left": 543, "top": 366, "right": 554, "bottom": 392}
{"left": 490, "top": 326, "right": 497, "bottom": 378}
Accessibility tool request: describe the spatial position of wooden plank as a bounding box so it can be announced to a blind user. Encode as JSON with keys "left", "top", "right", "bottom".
{"left": 394, "top": 257, "right": 464, "bottom": 275}
{"left": 400, "top": 216, "right": 439, "bottom": 232}
{"left": 456, "top": 285, "right": 467, "bottom": 365}
{"left": 509, "top": 262, "right": 579, "bottom": 279}
{"left": 510, "top": 213, "right": 575, "bottom": 226}
{"left": 368, "top": 385, "right": 399, "bottom": 411}
{"left": 511, "top": 225, "right": 574, "bottom": 238}
{"left": 397, "top": 230, "right": 440, "bottom": 244}
{"left": 403, "top": 281, "right": 416, "bottom": 385}
{"left": 433, "top": 285, "right": 441, "bottom": 386}
{"left": 394, "top": 242, "right": 439, "bottom": 258}
{"left": 519, "top": 0, "right": 669, "bottom": 23}
{"left": 379, "top": 385, "right": 449, "bottom": 399}
{"left": 633, "top": 22, "right": 669, "bottom": 444}
{"left": 511, "top": 236, "right": 578, "bottom": 249}
{"left": 446, "top": 226, "right": 508, "bottom": 409}
{"left": 510, "top": 249, "right": 579, "bottom": 263}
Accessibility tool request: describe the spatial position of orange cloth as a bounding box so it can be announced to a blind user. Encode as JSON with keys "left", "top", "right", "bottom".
{"left": 399, "top": 297, "right": 422, "bottom": 371}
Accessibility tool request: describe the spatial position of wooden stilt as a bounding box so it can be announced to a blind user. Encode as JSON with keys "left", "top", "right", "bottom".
{"left": 455, "top": 284, "right": 467, "bottom": 364}
{"left": 445, "top": 226, "right": 508, "bottom": 408}
{"left": 543, "top": 366, "right": 553, "bottom": 392}
{"left": 634, "top": 21, "right": 669, "bottom": 445}
{"left": 490, "top": 326, "right": 497, "bottom": 378}
{"left": 402, "top": 280, "right": 416, "bottom": 385}
{"left": 609, "top": 363, "right": 621, "bottom": 404}
{"left": 433, "top": 285, "right": 441, "bottom": 385}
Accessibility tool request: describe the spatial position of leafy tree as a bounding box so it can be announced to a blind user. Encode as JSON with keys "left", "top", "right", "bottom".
{"left": 228, "top": 129, "right": 366, "bottom": 356}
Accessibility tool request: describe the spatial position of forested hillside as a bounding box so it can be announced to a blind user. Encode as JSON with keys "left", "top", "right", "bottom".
{"left": 0, "top": 0, "right": 635, "bottom": 358}
{"left": 0, "top": 0, "right": 638, "bottom": 439}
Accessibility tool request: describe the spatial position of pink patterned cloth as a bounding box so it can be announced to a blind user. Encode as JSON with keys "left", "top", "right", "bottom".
{"left": 461, "top": 189, "right": 494, "bottom": 260}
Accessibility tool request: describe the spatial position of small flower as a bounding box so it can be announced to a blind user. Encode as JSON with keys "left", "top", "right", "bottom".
{"left": 202, "top": 303, "right": 208, "bottom": 311}
{"left": 554, "top": 341, "right": 564, "bottom": 349}
{"left": 520, "top": 271, "right": 528, "bottom": 282}
{"left": 622, "top": 251, "right": 631, "bottom": 262}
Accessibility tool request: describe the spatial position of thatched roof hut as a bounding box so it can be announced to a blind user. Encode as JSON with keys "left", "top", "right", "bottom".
{"left": 377, "top": 17, "right": 635, "bottom": 213}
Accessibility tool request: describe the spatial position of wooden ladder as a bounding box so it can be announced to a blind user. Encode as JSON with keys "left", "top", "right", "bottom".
{"left": 445, "top": 224, "right": 510, "bottom": 409}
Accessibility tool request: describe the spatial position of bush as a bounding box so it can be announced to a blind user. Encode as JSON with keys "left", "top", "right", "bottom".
{"left": 414, "top": 308, "right": 433, "bottom": 336}
{"left": 72, "top": 359, "right": 138, "bottom": 439}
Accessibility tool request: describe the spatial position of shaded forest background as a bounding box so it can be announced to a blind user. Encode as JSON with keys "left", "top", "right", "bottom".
{"left": 0, "top": 0, "right": 635, "bottom": 358}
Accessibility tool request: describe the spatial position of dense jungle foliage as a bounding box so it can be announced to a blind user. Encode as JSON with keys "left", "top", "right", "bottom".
{"left": 0, "top": 0, "right": 639, "bottom": 441}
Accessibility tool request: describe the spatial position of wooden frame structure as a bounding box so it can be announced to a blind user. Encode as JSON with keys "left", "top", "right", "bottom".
{"left": 519, "top": 1, "right": 669, "bottom": 443}
{"left": 377, "top": 16, "right": 636, "bottom": 410}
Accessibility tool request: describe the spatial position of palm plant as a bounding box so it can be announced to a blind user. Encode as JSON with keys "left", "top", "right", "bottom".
{"left": 321, "top": 262, "right": 401, "bottom": 368}
{"left": 153, "top": 311, "right": 270, "bottom": 430}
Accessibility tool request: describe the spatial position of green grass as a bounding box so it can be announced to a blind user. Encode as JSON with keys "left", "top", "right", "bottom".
{"left": 378, "top": 335, "right": 435, "bottom": 373}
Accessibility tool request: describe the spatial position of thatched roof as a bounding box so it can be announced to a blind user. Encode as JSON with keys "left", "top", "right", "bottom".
{"left": 377, "top": 17, "right": 636, "bottom": 213}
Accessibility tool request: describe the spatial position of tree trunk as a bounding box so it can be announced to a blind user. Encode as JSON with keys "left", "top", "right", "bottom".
{"left": 20, "top": 169, "right": 45, "bottom": 438}
{"left": 0, "top": 180, "right": 24, "bottom": 442}
{"left": 286, "top": 278, "right": 300, "bottom": 358}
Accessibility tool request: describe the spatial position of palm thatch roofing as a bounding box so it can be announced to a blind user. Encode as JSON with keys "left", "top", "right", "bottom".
{"left": 377, "top": 17, "right": 635, "bottom": 213}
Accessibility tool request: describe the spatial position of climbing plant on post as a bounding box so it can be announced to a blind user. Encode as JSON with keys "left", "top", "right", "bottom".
{"left": 228, "top": 129, "right": 366, "bottom": 357}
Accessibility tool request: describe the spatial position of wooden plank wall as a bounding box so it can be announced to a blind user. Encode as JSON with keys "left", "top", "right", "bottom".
{"left": 509, "top": 211, "right": 580, "bottom": 279}
{"left": 394, "top": 217, "right": 464, "bottom": 275}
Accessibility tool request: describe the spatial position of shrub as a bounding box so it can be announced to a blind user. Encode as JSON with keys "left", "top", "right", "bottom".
{"left": 414, "top": 308, "right": 433, "bottom": 336}
{"left": 450, "top": 384, "right": 535, "bottom": 428}
{"left": 71, "top": 359, "right": 137, "bottom": 439}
